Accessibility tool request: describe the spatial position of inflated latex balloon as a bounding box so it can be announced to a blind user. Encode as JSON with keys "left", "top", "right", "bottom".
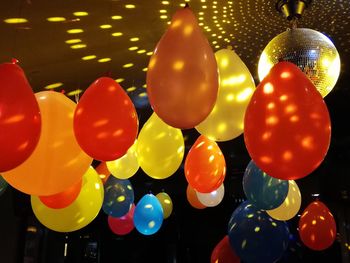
{"left": 196, "top": 183, "right": 225, "bottom": 207}
{"left": 156, "top": 192, "right": 173, "bottom": 219}
{"left": 0, "top": 62, "right": 41, "bottom": 172}
{"left": 31, "top": 167, "right": 103, "bottom": 232}
{"left": 108, "top": 204, "right": 135, "bottom": 235}
{"left": 243, "top": 160, "right": 289, "bottom": 210}
{"left": 0, "top": 176, "right": 8, "bottom": 196}
{"left": 228, "top": 202, "right": 290, "bottom": 263}
{"left": 3, "top": 91, "right": 92, "bottom": 196}
{"left": 107, "top": 140, "right": 139, "bottom": 179}
{"left": 185, "top": 135, "right": 226, "bottom": 193}
{"left": 196, "top": 48, "right": 255, "bottom": 141}
{"left": 186, "top": 184, "right": 206, "bottom": 209}
{"left": 39, "top": 179, "right": 82, "bottom": 209}
{"left": 137, "top": 113, "right": 184, "bottom": 179}
{"left": 102, "top": 177, "right": 134, "bottom": 217}
{"left": 244, "top": 62, "right": 331, "bottom": 180}
{"left": 267, "top": 180, "right": 301, "bottom": 221}
{"left": 211, "top": 236, "right": 240, "bottom": 263}
{"left": 298, "top": 201, "right": 336, "bottom": 250}
{"left": 74, "top": 77, "right": 138, "bottom": 161}
{"left": 146, "top": 7, "right": 218, "bottom": 129}
{"left": 95, "top": 162, "right": 111, "bottom": 184}
{"left": 134, "top": 194, "right": 163, "bottom": 235}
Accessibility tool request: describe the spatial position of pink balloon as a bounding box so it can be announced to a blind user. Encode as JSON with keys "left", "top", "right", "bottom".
{"left": 108, "top": 204, "right": 135, "bottom": 235}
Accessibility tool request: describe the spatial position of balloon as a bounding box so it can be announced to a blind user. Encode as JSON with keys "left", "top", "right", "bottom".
{"left": 74, "top": 77, "right": 138, "bottom": 161}
{"left": 107, "top": 140, "right": 139, "bottom": 179}
{"left": 31, "top": 167, "right": 103, "bottom": 232}
{"left": 0, "top": 175, "right": 8, "bottom": 196}
{"left": 298, "top": 201, "right": 336, "bottom": 250}
{"left": 95, "top": 162, "right": 111, "bottom": 184}
{"left": 156, "top": 192, "right": 173, "bottom": 219}
{"left": 102, "top": 177, "right": 134, "bottom": 217}
{"left": 243, "top": 160, "right": 289, "bottom": 210}
{"left": 228, "top": 202, "right": 290, "bottom": 263}
{"left": 146, "top": 7, "right": 218, "bottom": 129}
{"left": 196, "top": 183, "right": 225, "bottom": 207}
{"left": 3, "top": 91, "right": 92, "bottom": 195}
{"left": 108, "top": 204, "right": 135, "bottom": 235}
{"left": 39, "top": 179, "right": 82, "bottom": 209}
{"left": 186, "top": 184, "right": 206, "bottom": 209}
{"left": 0, "top": 62, "right": 41, "bottom": 172}
{"left": 211, "top": 236, "right": 240, "bottom": 263}
{"left": 137, "top": 113, "right": 184, "bottom": 179}
{"left": 134, "top": 194, "right": 163, "bottom": 235}
{"left": 185, "top": 135, "right": 226, "bottom": 193}
{"left": 267, "top": 180, "right": 301, "bottom": 221}
{"left": 244, "top": 61, "right": 331, "bottom": 180}
{"left": 196, "top": 48, "right": 255, "bottom": 141}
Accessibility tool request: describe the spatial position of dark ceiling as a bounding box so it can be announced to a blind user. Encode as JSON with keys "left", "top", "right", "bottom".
{"left": 1, "top": 0, "right": 350, "bottom": 262}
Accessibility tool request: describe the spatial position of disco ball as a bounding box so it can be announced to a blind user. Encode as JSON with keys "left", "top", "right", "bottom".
{"left": 258, "top": 28, "right": 340, "bottom": 97}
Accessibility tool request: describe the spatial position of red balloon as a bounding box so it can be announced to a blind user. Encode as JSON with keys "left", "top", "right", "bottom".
{"left": 186, "top": 184, "right": 206, "bottom": 209}
{"left": 108, "top": 204, "right": 135, "bottom": 235}
{"left": 211, "top": 236, "right": 240, "bottom": 263}
{"left": 244, "top": 62, "right": 331, "bottom": 180}
{"left": 95, "top": 162, "right": 111, "bottom": 184}
{"left": 185, "top": 135, "right": 226, "bottom": 193}
{"left": 39, "top": 179, "right": 82, "bottom": 209}
{"left": 74, "top": 77, "right": 138, "bottom": 161}
{"left": 146, "top": 7, "right": 218, "bottom": 129}
{"left": 298, "top": 201, "right": 337, "bottom": 251}
{"left": 0, "top": 62, "right": 41, "bottom": 172}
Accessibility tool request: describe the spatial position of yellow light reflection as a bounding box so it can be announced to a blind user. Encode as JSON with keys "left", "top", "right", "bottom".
{"left": 125, "top": 4, "right": 135, "bottom": 9}
{"left": 82, "top": 55, "right": 96, "bottom": 61}
{"left": 116, "top": 78, "right": 124, "bottom": 83}
{"left": 117, "top": 196, "right": 126, "bottom": 202}
{"left": 73, "top": 11, "right": 88, "bottom": 17}
{"left": 281, "top": 71, "right": 291, "bottom": 79}
{"left": 4, "top": 18, "right": 28, "bottom": 24}
{"left": 173, "top": 60, "right": 185, "bottom": 71}
{"left": 100, "top": 24, "right": 112, "bottom": 29}
{"left": 111, "top": 32, "right": 123, "bottom": 37}
{"left": 130, "top": 37, "right": 139, "bottom": 42}
{"left": 127, "top": 87, "right": 136, "bottom": 92}
{"left": 137, "top": 49, "right": 146, "bottom": 54}
{"left": 263, "top": 82, "right": 274, "bottom": 94}
{"left": 139, "top": 92, "right": 147, "bottom": 97}
{"left": 146, "top": 51, "right": 153, "bottom": 56}
{"left": 160, "top": 15, "right": 168, "bottom": 19}
{"left": 254, "top": 227, "right": 260, "bottom": 232}
{"left": 47, "top": 17, "right": 66, "bottom": 22}
{"left": 123, "top": 63, "right": 134, "bottom": 68}
{"left": 160, "top": 10, "right": 167, "bottom": 13}
{"left": 162, "top": 1, "right": 170, "bottom": 4}
{"left": 67, "top": 89, "right": 83, "bottom": 96}
{"left": 237, "top": 88, "right": 254, "bottom": 102}
{"left": 98, "top": 58, "right": 111, "bottom": 63}
{"left": 70, "top": 44, "right": 87, "bottom": 49}
{"left": 183, "top": 25, "right": 193, "bottom": 36}
{"left": 65, "top": 39, "right": 81, "bottom": 44}
{"left": 67, "top": 29, "right": 83, "bottom": 34}
{"left": 129, "top": 46, "right": 138, "bottom": 51}
{"left": 44, "top": 83, "right": 63, "bottom": 89}
{"left": 111, "top": 15, "right": 122, "bottom": 20}
{"left": 283, "top": 151, "right": 293, "bottom": 161}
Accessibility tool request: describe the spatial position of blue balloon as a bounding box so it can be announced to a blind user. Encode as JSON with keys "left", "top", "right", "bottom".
{"left": 102, "top": 177, "right": 134, "bottom": 217}
{"left": 0, "top": 176, "right": 8, "bottom": 196}
{"left": 134, "top": 194, "right": 163, "bottom": 235}
{"left": 228, "top": 201, "right": 290, "bottom": 263}
{"left": 243, "top": 160, "right": 289, "bottom": 210}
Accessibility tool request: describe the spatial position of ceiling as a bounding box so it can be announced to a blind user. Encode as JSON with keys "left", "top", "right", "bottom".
{"left": 1, "top": 0, "right": 350, "bottom": 262}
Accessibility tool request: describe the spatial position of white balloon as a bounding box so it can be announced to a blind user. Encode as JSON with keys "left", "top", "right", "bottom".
{"left": 196, "top": 184, "right": 225, "bottom": 207}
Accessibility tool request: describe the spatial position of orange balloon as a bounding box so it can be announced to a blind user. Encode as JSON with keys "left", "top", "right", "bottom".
{"left": 244, "top": 62, "right": 331, "bottom": 180}
{"left": 185, "top": 135, "right": 226, "bottom": 193}
{"left": 95, "top": 162, "right": 111, "bottom": 184}
{"left": 39, "top": 179, "right": 82, "bottom": 209}
{"left": 146, "top": 7, "right": 218, "bottom": 129}
{"left": 74, "top": 77, "right": 138, "bottom": 161}
{"left": 3, "top": 91, "right": 92, "bottom": 195}
{"left": 186, "top": 184, "right": 206, "bottom": 209}
{"left": 299, "top": 201, "right": 337, "bottom": 251}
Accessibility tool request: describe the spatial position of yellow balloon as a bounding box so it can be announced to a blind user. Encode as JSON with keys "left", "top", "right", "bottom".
{"left": 106, "top": 140, "right": 139, "bottom": 179}
{"left": 137, "top": 113, "right": 184, "bottom": 179}
{"left": 156, "top": 192, "right": 173, "bottom": 219}
{"left": 31, "top": 167, "right": 104, "bottom": 232}
{"left": 266, "top": 180, "right": 301, "bottom": 221}
{"left": 196, "top": 48, "right": 255, "bottom": 141}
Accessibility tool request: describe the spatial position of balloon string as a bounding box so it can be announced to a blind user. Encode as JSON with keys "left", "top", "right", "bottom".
{"left": 289, "top": 17, "right": 298, "bottom": 30}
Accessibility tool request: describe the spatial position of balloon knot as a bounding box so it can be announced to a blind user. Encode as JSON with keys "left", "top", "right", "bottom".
{"left": 184, "top": 3, "right": 190, "bottom": 8}
{"left": 11, "top": 58, "right": 19, "bottom": 64}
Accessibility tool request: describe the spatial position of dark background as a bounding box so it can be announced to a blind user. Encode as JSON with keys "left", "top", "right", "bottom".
{"left": 1, "top": 0, "right": 350, "bottom": 262}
